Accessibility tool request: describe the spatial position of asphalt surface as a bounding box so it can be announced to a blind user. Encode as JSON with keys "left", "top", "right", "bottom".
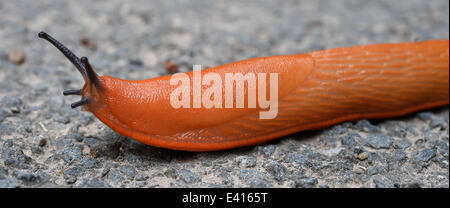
{"left": 0, "top": 0, "right": 448, "bottom": 187}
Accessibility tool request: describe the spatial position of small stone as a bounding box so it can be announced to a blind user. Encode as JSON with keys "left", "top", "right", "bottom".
{"left": 417, "top": 112, "right": 433, "bottom": 122}
{"left": 363, "top": 135, "right": 393, "bottom": 149}
{"left": 179, "top": 169, "right": 200, "bottom": 184}
{"left": 0, "top": 123, "right": 15, "bottom": 136}
{"left": 218, "top": 172, "right": 232, "bottom": 186}
{"left": 284, "top": 153, "right": 308, "bottom": 165}
{"left": 294, "top": 177, "right": 318, "bottom": 188}
{"left": 87, "top": 178, "right": 109, "bottom": 187}
{"left": 394, "top": 150, "right": 407, "bottom": 161}
{"left": 10, "top": 107, "right": 20, "bottom": 114}
{"left": 354, "top": 120, "right": 380, "bottom": 133}
{"left": 81, "top": 157, "right": 99, "bottom": 169}
{"left": 64, "top": 166, "right": 84, "bottom": 177}
{"left": 2, "top": 148, "right": 32, "bottom": 169}
{"left": 239, "top": 156, "right": 256, "bottom": 168}
{"left": 67, "top": 132, "right": 83, "bottom": 142}
{"left": 366, "top": 166, "right": 378, "bottom": 176}
{"left": 0, "top": 167, "right": 8, "bottom": 175}
{"left": 441, "top": 160, "right": 449, "bottom": 167}
{"left": 119, "top": 165, "right": 137, "bottom": 179}
{"left": 415, "top": 149, "right": 436, "bottom": 162}
{"left": 16, "top": 172, "right": 35, "bottom": 182}
{"left": 107, "top": 170, "right": 125, "bottom": 185}
{"left": 208, "top": 184, "right": 223, "bottom": 188}
{"left": 328, "top": 124, "right": 347, "bottom": 135}
{"left": 434, "top": 140, "right": 448, "bottom": 155}
{"left": 353, "top": 166, "right": 366, "bottom": 175}
{"left": 326, "top": 147, "right": 343, "bottom": 156}
{"left": 7, "top": 49, "right": 25, "bottom": 64}
{"left": 354, "top": 166, "right": 365, "bottom": 175}
{"left": 165, "top": 59, "right": 179, "bottom": 74}
{"left": 163, "top": 167, "right": 178, "bottom": 179}
{"left": 54, "top": 116, "right": 70, "bottom": 124}
{"left": 89, "top": 148, "right": 100, "bottom": 158}
{"left": 129, "top": 59, "right": 143, "bottom": 66}
{"left": 64, "top": 175, "right": 77, "bottom": 184}
{"left": 0, "top": 176, "right": 18, "bottom": 188}
{"left": 341, "top": 133, "right": 360, "bottom": 146}
{"left": 62, "top": 147, "right": 82, "bottom": 164}
{"left": 423, "top": 131, "right": 439, "bottom": 141}
{"left": 407, "top": 183, "right": 422, "bottom": 188}
{"left": 373, "top": 175, "right": 394, "bottom": 188}
{"left": 239, "top": 169, "right": 267, "bottom": 182}
{"left": 38, "top": 138, "right": 47, "bottom": 147}
{"left": 357, "top": 152, "right": 369, "bottom": 161}
{"left": 264, "top": 159, "right": 287, "bottom": 181}
{"left": 250, "top": 180, "right": 269, "bottom": 188}
{"left": 0, "top": 109, "right": 8, "bottom": 122}
{"left": 55, "top": 137, "right": 73, "bottom": 148}
{"left": 0, "top": 96, "right": 23, "bottom": 108}
{"left": 201, "top": 161, "right": 212, "bottom": 167}
{"left": 80, "top": 37, "right": 97, "bottom": 50}
{"left": 135, "top": 173, "right": 149, "bottom": 181}
{"left": 84, "top": 137, "right": 120, "bottom": 159}
{"left": 430, "top": 119, "right": 445, "bottom": 130}
{"left": 262, "top": 145, "right": 276, "bottom": 157}
{"left": 101, "top": 168, "right": 110, "bottom": 178}
{"left": 394, "top": 140, "right": 411, "bottom": 149}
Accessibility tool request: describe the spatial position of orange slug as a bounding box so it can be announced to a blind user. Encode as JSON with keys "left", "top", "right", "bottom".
{"left": 38, "top": 32, "right": 449, "bottom": 151}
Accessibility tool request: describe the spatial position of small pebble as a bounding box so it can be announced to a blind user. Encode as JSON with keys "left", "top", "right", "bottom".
{"left": 363, "top": 135, "right": 393, "bottom": 149}
{"left": 239, "top": 156, "right": 256, "bottom": 168}
{"left": 341, "top": 133, "right": 359, "bottom": 146}
{"left": 373, "top": 175, "right": 394, "bottom": 188}
{"left": 357, "top": 152, "right": 369, "bottom": 161}
{"left": 87, "top": 178, "right": 109, "bottom": 187}
{"left": 135, "top": 173, "right": 149, "bottom": 181}
{"left": 394, "top": 150, "right": 407, "bottom": 161}
{"left": 415, "top": 149, "right": 436, "bottom": 163}
{"left": 430, "top": 119, "right": 445, "bottom": 130}
{"left": 262, "top": 145, "right": 276, "bottom": 157}
{"left": 129, "top": 59, "right": 143, "bottom": 66}
{"left": 417, "top": 112, "right": 433, "bottom": 122}
{"left": 165, "top": 59, "right": 179, "bottom": 74}
{"left": 366, "top": 166, "right": 378, "bottom": 176}
{"left": 7, "top": 49, "right": 25, "bottom": 64}
{"left": 394, "top": 140, "right": 412, "bottom": 149}
{"left": 80, "top": 37, "right": 97, "bottom": 50}
{"left": 354, "top": 166, "right": 365, "bottom": 174}
{"left": 264, "top": 160, "right": 287, "bottom": 181}
{"left": 163, "top": 167, "right": 178, "bottom": 179}
{"left": 179, "top": 169, "right": 200, "bottom": 184}
{"left": 250, "top": 179, "right": 269, "bottom": 188}
{"left": 119, "top": 165, "right": 137, "bottom": 179}
{"left": 101, "top": 168, "right": 110, "bottom": 178}
{"left": 294, "top": 177, "right": 318, "bottom": 188}
{"left": 0, "top": 176, "right": 18, "bottom": 188}
{"left": 38, "top": 138, "right": 47, "bottom": 147}
{"left": 354, "top": 120, "right": 380, "bottom": 133}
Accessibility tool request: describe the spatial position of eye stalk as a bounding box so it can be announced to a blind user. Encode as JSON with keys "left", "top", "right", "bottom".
{"left": 38, "top": 31, "right": 101, "bottom": 108}
{"left": 80, "top": 56, "right": 101, "bottom": 88}
{"left": 63, "top": 89, "right": 81, "bottom": 96}
{"left": 71, "top": 98, "right": 90, "bottom": 109}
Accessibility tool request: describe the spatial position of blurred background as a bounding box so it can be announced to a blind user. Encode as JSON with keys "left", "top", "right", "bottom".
{"left": 0, "top": 0, "right": 448, "bottom": 187}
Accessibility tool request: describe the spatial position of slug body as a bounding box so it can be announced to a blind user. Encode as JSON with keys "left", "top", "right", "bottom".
{"left": 39, "top": 32, "right": 449, "bottom": 151}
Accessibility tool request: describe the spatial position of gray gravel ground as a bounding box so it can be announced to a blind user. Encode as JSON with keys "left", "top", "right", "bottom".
{"left": 0, "top": 0, "right": 448, "bottom": 188}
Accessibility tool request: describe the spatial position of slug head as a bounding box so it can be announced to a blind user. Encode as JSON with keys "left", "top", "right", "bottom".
{"left": 38, "top": 32, "right": 105, "bottom": 110}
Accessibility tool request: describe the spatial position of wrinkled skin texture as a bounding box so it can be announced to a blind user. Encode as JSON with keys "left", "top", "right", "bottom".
{"left": 81, "top": 40, "right": 449, "bottom": 151}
